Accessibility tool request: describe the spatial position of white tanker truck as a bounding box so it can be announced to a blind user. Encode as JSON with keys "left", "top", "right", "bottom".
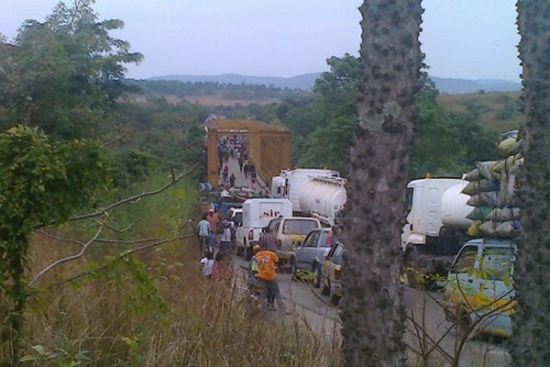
{"left": 271, "top": 169, "right": 346, "bottom": 227}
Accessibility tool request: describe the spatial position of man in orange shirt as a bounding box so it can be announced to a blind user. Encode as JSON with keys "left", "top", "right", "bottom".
{"left": 255, "top": 243, "right": 287, "bottom": 317}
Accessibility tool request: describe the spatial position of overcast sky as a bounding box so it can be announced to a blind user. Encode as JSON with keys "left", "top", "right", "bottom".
{"left": 1, "top": 0, "right": 521, "bottom": 81}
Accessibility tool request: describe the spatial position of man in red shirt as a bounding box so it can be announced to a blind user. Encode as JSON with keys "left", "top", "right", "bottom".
{"left": 255, "top": 243, "right": 287, "bottom": 317}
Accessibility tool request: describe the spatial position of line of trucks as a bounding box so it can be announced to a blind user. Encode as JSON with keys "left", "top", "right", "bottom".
{"left": 234, "top": 168, "right": 347, "bottom": 261}
{"left": 227, "top": 130, "right": 521, "bottom": 286}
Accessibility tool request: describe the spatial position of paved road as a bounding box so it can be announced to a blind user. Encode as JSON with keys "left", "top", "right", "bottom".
{"left": 231, "top": 255, "right": 510, "bottom": 367}
{"left": 219, "top": 151, "right": 269, "bottom": 195}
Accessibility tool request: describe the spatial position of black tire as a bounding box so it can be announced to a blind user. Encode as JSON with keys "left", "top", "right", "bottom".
{"left": 313, "top": 264, "right": 321, "bottom": 288}
{"left": 244, "top": 244, "right": 253, "bottom": 261}
{"left": 321, "top": 278, "right": 330, "bottom": 296}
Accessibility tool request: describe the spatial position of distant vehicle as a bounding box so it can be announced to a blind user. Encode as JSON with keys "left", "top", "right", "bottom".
{"left": 320, "top": 241, "right": 344, "bottom": 305}
{"left": 443, "top": 238, "right": 516, "bottom": 338}
{"left": 226, "top": 207, "right": 243, "bottom": 227}
{"left": 291, "top": 228, "right": 335, "bottom": 277}
{"left": 265, "top": 216, "right": 322, "bottom": 270}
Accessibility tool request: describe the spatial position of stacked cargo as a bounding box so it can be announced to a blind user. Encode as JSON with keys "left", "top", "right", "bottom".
{"left": 462, "top": 132, "right": 523, "bottom": 238}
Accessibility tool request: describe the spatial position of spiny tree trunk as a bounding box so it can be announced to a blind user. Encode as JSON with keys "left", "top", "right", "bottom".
{"left": 340, "top": 1, "right": 423, "bottom": 366}
{"left": 511, "top": 1, "right": 550, "bottom": 366}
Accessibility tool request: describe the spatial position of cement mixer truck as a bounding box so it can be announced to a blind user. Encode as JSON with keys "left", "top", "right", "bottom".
{"left": 401, "top": 177, "right": 473, "bottom": 287}
{"left": 402, "top": 130, "right": 523, "bottom": 287}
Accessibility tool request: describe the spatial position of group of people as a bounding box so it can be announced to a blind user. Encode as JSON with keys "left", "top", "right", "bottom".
{"left": 197, "top": 208, "right": 233, "bottom": 255}
{"left": 197, "top": 208, "right": 287, "bottom": 317}
{"left": 197, "top": 208, "right": 234, "bottom": 281}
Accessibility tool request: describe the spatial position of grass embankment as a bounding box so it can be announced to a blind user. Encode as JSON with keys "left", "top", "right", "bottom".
{"left": 22, "top": 175, "right": 341, "bottom": 366}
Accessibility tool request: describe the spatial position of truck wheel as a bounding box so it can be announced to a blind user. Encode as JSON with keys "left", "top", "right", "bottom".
{"left": 313, "top": 264, "right": 321, "bottom": 288}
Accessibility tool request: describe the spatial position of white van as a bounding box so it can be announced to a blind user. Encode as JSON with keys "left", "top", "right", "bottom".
{"left": 235, "top": 198, "right": 292, "bottom": 259}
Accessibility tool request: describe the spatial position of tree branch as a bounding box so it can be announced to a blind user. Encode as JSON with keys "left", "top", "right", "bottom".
{"left": 28, "top": 219, "right": 196, "bottom": 294}
{"left": 29, "top": 224, "right": 104, "bottom": 286}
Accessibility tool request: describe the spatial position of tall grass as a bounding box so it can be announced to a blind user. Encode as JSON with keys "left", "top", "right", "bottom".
{"left": 22, "top": 174, "right": 341, "bottom": 366}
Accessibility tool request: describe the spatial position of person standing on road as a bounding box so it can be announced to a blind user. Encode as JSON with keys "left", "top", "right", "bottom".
{"left": 255, "top": 243, "right": 287, "bottom": 317}
{"left": 197, "top": 214, "right": 211, "bottom": 256}
{"left": 259, "top": 226, "right": 279, "bottom": 252}
{"left": 219, "top": 219, "right": 233, "bottom": 254}
{"left": 206, "top": 209, "right": 220, "bottom": 235}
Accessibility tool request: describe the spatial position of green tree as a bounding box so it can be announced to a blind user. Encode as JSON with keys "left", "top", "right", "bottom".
{"left": 0, "top": 0, "right": 143, "bottom": 140}
{"left": 340, "top": 1, "right": 423, "bottom": 366}
{"left": 511, "top": 1, "right": 550, "bottom": 365}
{"left": 0, "top": 126, "right": 109, "bottom": 365}
{"left": 295, "top": 54, "right": 360, "bottom": 172}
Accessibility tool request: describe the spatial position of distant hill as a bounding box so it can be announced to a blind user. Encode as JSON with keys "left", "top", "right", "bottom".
{"left": 148, "top": 73, "right": 320, "bottom": 91}
{"left": 148, "top": 73, "right": 521, "bottom": 94}
{"left": 430, "top": 77, "right": 521, "bottom": 94}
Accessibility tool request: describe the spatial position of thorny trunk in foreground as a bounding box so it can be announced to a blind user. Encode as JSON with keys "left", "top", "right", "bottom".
{"left": 511, "top": 1, "right": 550, "bottom": 366}
{"left": 341, "top": 1, "right": 423, "bottom": 366}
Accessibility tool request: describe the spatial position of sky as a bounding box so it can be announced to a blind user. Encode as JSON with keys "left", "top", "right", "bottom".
{"left": 1, "top": 0, "right": 521, "bottom": 82}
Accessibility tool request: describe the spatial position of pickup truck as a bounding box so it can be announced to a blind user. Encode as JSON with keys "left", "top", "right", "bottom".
{"left": 291, "top": 227, "right": 335, "bottom": 277}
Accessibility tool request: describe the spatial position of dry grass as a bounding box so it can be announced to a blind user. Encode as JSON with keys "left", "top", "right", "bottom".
{"left": 21, "top": 199, "right": 341, "bottom": 366}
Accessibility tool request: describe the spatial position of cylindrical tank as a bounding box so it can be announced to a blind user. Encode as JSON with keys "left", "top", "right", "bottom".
{"left": 441, "top": 182, "right": 473, "bottom": 229}
{"left": 298, "top": 177, "right": 347, "bottom": 225}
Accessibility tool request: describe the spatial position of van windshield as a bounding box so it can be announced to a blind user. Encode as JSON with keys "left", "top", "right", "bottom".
{"left": 283, "top": 220, "right": 318, "bottom": 235}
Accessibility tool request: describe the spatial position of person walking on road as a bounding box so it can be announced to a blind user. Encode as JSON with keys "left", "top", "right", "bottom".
{"left": 255, "top": 242, "right": 287, "bottom": 317}
{"left": 229, "top": 173, "right": 236, "bottom": 188}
